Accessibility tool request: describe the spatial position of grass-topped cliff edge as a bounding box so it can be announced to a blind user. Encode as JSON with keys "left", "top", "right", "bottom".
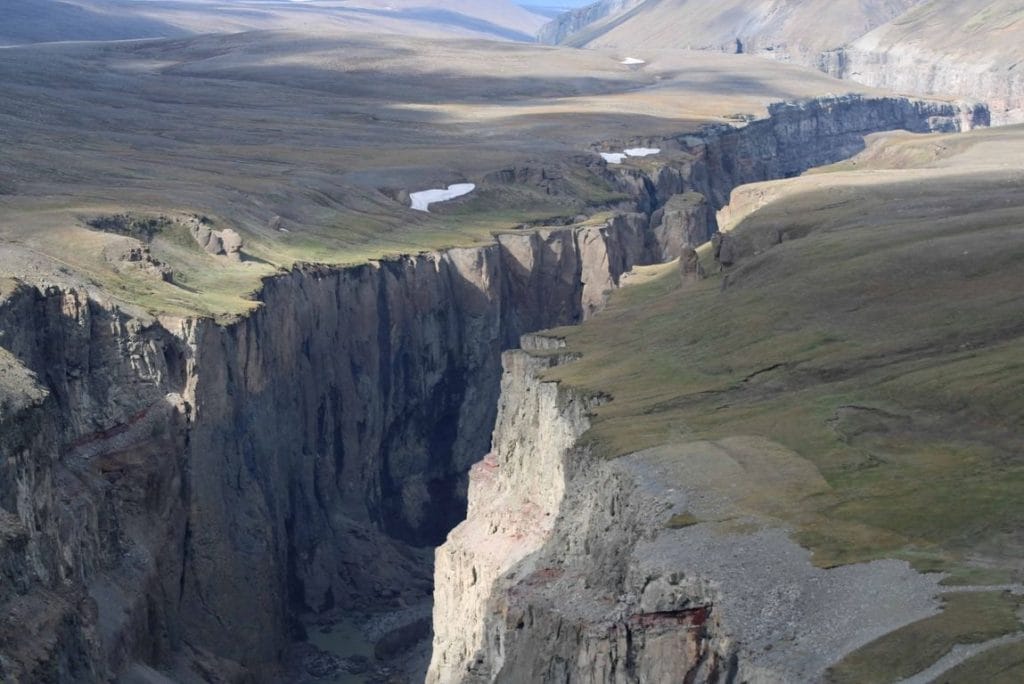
{"left": 541, "top": 125, "right": 1024, "bottom": 681}
{"left": 0, "top": 30, "right": 909, "bottom": 320}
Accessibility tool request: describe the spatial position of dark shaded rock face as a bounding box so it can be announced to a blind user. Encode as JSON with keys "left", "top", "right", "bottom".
{"left": 0, "top": 223, "right": 656, "bottom": 682}
{"left": 0, "top": 94, "right": 983, "bottom": 682}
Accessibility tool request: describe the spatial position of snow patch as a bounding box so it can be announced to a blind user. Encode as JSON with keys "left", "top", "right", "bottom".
{"left": 600, "top": 147, "right": 662, "bottom": 164}
{"left": 621, "top": 57, "right": 646, "bottom": 65}
{"left": 410, "top": 183, "right": 476, "bottom": 212}
{"left": 624, "top": 147, "right": 661, "bottom": 157}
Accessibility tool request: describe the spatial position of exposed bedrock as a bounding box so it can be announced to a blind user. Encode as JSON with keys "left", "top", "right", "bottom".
{"left": 429, "top": 349, "right": 736, "bottom": 683}
{"left": 617, "top": 94, "right": 987, "bottom": 250}
{"left": 0, "top": 94, "right": 983, "bottom": 681}
{"left": 0, "top": 218, "right": 652, "bottom": 682}
{"left": 429, "top": 350, "right": 943, "bottom": 683}
{"left": 817, "top": 47, "right": 1024, "bottom": 126}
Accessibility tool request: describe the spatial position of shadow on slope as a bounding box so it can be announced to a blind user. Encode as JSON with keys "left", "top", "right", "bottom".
{"left": 0, "top": 0, "right": 188, "bottom": 46}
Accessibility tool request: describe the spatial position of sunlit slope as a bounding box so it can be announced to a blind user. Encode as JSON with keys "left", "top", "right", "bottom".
{"left": 0, "top": 32, "right": 867, "bottom": 317}
{"left": 0, "top": 0, "right": 548, "bottom": 46}
{"left": 561, "top": 0, "right": 919, "bottom": 55}
{"left": 553, "top": 0, "right": 1024, "bottom": 123}
{"left": 547, "top": 123, "right": 1024, "bottom": 575}
{"left": 843, "top": 0, "right": 1024, "bottom": 122}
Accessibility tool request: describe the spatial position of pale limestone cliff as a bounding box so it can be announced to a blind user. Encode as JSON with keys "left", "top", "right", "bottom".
{"left": 428, "top": 348, "right": 732, "bottom": 683}
{"left": 429, "top": 349, "right": 943, "bottom": 683}
{"left": 826, "top": 46, "right": 1024, "bottom": 125}
{"left": 429, "top": 349, "right": 590, "bottom": 683}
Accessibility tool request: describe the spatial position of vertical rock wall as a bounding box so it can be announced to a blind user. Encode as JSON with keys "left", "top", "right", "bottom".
{"left": 428, "top": 350, "right": 733, "bottom": 683}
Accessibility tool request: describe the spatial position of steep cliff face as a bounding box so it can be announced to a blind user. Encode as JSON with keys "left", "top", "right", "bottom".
{"left": 623, "top": 95, "right": 987, "bottom": 228}
{"left": 683, "top": 96, "right": 988, "bottom": 208}
{"left": 0, "top": 94, "right": 984, "bottom": 681}
{"left": 0, "top": 284, "right": 192, "bottom": 682}
{"left": 178, "top": 222, "right": 656, "bottom": 671}
{"left": 429, "top": 349, "right": 943, "bottom": 683}
{"left": 0, "top": 217, "right": 655, "bottom": 681}
{"left": 429, "top": 348, "right": 734, "bottom": 683}
{"left": 429, "top": 349, "right": 592, "bottom": 683}
{"left": 825, "top": 47, "right": 1024, "bottom": 125}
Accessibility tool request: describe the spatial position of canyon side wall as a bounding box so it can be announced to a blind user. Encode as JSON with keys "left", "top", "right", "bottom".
{"left": 0, "top": 95, "right": 981, "bottom": 682}
{"left": 0, "top": 216, "right": 654, "bottom": 682}
{"left": 821, "top": 47, "right": 1024, "bottom": 126}
{"left": 430, "top": 347, "right": 735, "bottom": 684}
{"left": 429, "top": 348, "right": 942, "bottom": 683}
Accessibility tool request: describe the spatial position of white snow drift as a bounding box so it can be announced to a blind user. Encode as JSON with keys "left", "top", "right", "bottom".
{"left": 621, "top": 57, "right": 646, "bottom": 65}
{"left": 410, "top": 183, "right": 476, "bottom": 212}
{"left": 600, "top": 147, "right": 661, "bottom": 164}
{"left": 623, "top": 147, "right": 660, "bottom": 157}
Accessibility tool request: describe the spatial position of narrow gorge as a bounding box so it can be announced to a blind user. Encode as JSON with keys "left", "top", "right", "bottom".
{"left": 0, "top": 95, "right": 987, "bottom": 682}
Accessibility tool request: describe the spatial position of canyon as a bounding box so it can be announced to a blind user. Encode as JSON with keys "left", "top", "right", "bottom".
{"left": 0, "top": 91, "right": 988, "bottom": 682}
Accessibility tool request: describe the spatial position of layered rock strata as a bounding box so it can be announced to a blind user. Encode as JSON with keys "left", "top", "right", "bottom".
{"left": 429, "top": 349, "right": 943, "bottom": 683}
{"left": 823, "top": 48, "right": 1024, "bottom": 125}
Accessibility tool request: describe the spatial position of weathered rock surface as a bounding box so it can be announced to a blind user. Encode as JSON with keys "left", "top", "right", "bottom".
{"left": 650, "top": 192, "right": 712, "bottom": 260}
{"left": 188, "top": 218, "right": 244, "bottom": 260}
{"left": 0, "top": 94, "right": 983, "bottom": 681}
{"left": 429, "top": 350, "right": 944, "bottom": 683}
{"left": 826, "top": 44, "right": 1024, "bottom": 125}
{"left": 0, "top": 215, "right": 654, "bottom": 682}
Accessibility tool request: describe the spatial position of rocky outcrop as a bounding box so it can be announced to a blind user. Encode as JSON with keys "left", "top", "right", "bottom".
{"left": 428, "top": 348, "right": 735, "bottom": 683}
{"left": 0, "top": 94, "right": 983, "bottom": 681}
{"left": 189, "top": 218, "right": 244, "bottom": 261}
{"left": 824, "top": 47, "right": 1024, "bottom": 125}
{"left": 613, "top": 94, "right": 986, "bottom": 223}
{"left": 429, "top": 349, "right": 944, "bottom": 683}
{"left": 688, "top": 95, "right": 988, "bottom": 207}
{"left": 650, "top": 192, "right": 713, "bottom": 260}
{"left": 429, "top": 349, "right": 592, "bottom": 683}
{"left": 0, "top": 285, "right": 192, "bottom": 682}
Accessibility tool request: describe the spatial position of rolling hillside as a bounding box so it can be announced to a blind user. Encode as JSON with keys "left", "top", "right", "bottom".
{"left": 547, "top": 0, "right": 920, "bottom": 57}
{"left": 0, "top": 0, "right": 549, "bottom": 46}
